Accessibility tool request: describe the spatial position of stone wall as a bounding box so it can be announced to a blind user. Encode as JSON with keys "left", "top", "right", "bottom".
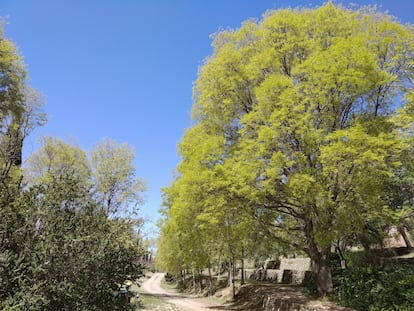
{"left": 279, "top": 258, "right": 311, "bottom": 272}
{"left": 240, "top": 257, "right": 312, "bottom": 285}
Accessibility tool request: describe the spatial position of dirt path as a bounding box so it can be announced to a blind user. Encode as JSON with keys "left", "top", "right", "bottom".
{"left": 140, "top": 273, "right": 227, "bottom": 311}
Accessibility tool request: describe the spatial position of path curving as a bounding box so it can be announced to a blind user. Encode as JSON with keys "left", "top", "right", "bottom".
{"left": 140, "top": 273, "right": 226, "bottom": 311}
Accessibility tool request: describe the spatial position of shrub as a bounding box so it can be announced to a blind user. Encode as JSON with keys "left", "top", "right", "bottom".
{"left": 164, "top": 273, "right": 174, "bottom": 283}
{"left": 333, "top": 264, "right": 414, "bottom": 311}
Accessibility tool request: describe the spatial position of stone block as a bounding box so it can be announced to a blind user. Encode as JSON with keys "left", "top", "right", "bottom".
{"left": 282, "top": 269, "right": 293, "bottom": 284}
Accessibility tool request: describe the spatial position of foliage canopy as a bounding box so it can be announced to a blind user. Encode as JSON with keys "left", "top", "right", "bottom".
{"left": 157, "top": 2, "right": 414, "bottom": 297}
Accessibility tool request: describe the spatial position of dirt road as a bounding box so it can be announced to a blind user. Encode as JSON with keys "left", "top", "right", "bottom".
{"left": 140, "top": 273, "right": 226, "bottom": 311}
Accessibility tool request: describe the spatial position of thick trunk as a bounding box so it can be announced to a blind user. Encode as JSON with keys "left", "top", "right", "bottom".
{"left": 309, "top": 247, "right": 333, "bottom": 297}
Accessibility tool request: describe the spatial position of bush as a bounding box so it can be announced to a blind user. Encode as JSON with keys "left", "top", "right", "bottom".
{"left": 0, "top": 177, "right": 144, "bottom": 310}
{"left": 164, "top": 273, "right": 174, "bottom": 283}
{"left": 333, "top": 264, "right": 414, "bottom": 311}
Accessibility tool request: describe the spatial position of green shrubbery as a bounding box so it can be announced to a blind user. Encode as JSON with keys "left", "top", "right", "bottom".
{"left": 0, "top": 177, "right": 144, "bottom": 310}
{"left": 332, "top": 253, "right": 414, "bottom": 311}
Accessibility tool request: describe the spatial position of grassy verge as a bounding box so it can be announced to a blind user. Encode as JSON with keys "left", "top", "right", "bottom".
{"left": 160, "top": 277, "right": 177, "bottom": 291}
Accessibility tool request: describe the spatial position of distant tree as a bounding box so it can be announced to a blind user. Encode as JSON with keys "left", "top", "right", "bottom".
{"left": 0, "top": 27, "right": 26, "bottom": 127}
{"left": 24, "top": 137, "right": 91, "bottom": 189}
{"left": 0, "top": 25, "right": 39, "bottom": 182}
{"left": 0, "top": 87, "right": 46, "bottom": 180}
{"left": 91, "top": 138, "right": 146, "bottom": 215}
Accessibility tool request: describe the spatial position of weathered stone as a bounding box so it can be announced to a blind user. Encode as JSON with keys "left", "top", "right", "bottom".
{"left": 240, "top": 258, "right": 312, "bottom": 285}
{"left": 282, "top": 269, "right": 293, "bottom": 284}
{"left": 279, "top": 258, "right": 311, "bottom": 272}
{"left": 265, "top": 269, "right": 279, "bottom": 283}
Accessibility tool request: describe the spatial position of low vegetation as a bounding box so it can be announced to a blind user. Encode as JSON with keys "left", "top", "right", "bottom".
{"left": 331, "top": 252, "right": 414, "bottom": 311}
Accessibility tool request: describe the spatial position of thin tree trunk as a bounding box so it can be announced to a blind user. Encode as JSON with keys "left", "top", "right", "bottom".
{"left": 192, "top": 269, "right": 196, "bottom": 289}
{"left": 208, "top": 263, "right": 213, "bottom": 295}
{"left": 231, "top": 256, "right": 236, "bottom": 299}
{"left": 181, "top": 270, "right": 186, "bottom": 287}
{"left": 336, "top": 239, "right": 347, "bottom": 269}
{"left": 399, "top": 226, "right": 412, "bottom": 249}
{"left": 199, "top": 269, "right": 203, "bottom": 290}
{"left": 241, "top": 248, "right": 245, "bottom": 285}
{"left": 217, "top": 255, "right": 221, "bottom": 282}
{"left": 227, "top": 262, "right": 231, "bottom": 287}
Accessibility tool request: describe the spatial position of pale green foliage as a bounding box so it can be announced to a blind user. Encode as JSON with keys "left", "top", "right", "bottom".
{"left": 24, "top": 137, "right": 146, "bottom": 216}
{"left": 91, "top": 138, "right": 146, "bottom": 215}
{"left": 19, "top": 87, "right": 48, "bottom": 138}
{"left": 0, "top": 25, "right": 44, "bottom": 181}
{"left": 24, "top": 137, "right": 91, "bottom": 187}
{"left": 157, "top": 2, "right": 414, "bottom": 296}
{"left": 0, "top": 26, "right": 26, "bottom": 126}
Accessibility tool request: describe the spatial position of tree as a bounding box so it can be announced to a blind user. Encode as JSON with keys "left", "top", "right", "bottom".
{"left": 0, "top": 87, "right": 46, "bottom": 181}
{"left": 18, "top": 137, "right": 147, "bottom": 309}
{"left": 0, "top": 25, "right": 37, "bottom": 182}
{"left": 157, "top": 123, "right": 265, "bottom": 296}
{"left": 24, "top": 137, "right": 91, "bottom": 189}
{"left": 91, "top": 138, "right": 146, "bottom": 215}
{"left": 1, "top": 173, "right": 143, "bottom": 310}
{"left": 0, "top": 26, "right": 26, "bottom": 128}
{"left": 166, "top": 2, "right": 414, "bottom": 296}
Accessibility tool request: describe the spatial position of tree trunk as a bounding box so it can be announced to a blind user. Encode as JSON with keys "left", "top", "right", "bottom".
{"left": 309, "top": 246, "right": 333, "bottom": 297}
{"left": 231, "top": 256, "right": 236, "bottom": 299}
{"left": 217, "top": 255, "right": 221, "bottom": 282}
{"left": 241, "top": 247, "right": 245, "bottom": 285}
{"left": 227, "top": 262, "right": 231, "bottom": 287}
{"left": 192, "top": 269, "right": 196, "bottom": 288}
{"left": 208, "top": 263, "right": 213, "bottom": 294}
{"left": 399, "top": 226, "right": 412, "bottom": 249}
{"left": 199, "top": 269, "right": 203, "bottom": 290}
{"left": 180, "top": 270, "right": 185, "bottom": 287}
{"left": 335, "top": 239, "right": 347, "bottom": 269}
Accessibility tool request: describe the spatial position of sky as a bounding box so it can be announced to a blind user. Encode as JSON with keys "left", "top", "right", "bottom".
{"left": 1, "top": 0, "right": 413, "bottom": 239}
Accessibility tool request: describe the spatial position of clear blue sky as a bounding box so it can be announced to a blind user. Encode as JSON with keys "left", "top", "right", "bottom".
{"left": 1, "top": 0, "right": 412, "bottom": 238}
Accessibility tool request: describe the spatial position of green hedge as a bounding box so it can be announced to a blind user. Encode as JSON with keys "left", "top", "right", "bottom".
{"left": 333, "top": 264, "right": 414, "bottom": 311}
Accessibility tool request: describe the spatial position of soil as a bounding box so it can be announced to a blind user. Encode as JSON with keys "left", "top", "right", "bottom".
{"left": 140, "top": 273, "right": 355, "bottom": 311}
{"left": 141, "top": 273, "right": 228, "bottom": 311}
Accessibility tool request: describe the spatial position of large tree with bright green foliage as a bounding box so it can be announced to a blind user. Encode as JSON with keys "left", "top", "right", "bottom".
{"left": 158, "top": 2, "right": 414, "bottom": 297}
